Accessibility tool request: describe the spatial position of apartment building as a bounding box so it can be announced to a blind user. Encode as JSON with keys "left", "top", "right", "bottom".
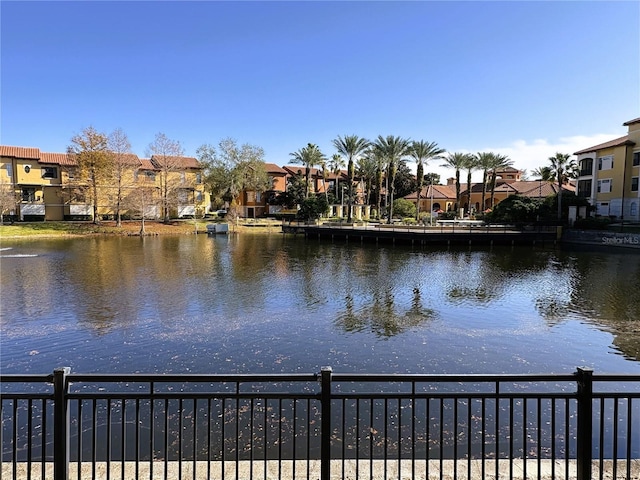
{"left": 574, "top": 118, "right": 640, "bottom": 220}
{"left": 0, "top": 145, "right": 207, "bottom": 221}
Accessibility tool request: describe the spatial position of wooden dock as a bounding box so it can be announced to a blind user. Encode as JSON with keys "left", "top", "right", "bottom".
{"left": 282, "top": 223, "right": 559, "bottom": 246}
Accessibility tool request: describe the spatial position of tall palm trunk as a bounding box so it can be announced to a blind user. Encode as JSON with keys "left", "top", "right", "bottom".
{"left": 415, "top": 162, "right": 423, "bottom": 220}
{"left": 376, "top": 167, "right": 383, "bottom": 219}
{"left": 481, "top": 170, "right": 488, "bottom": 211}
{"left": 347, "top": 158, "right": 355, "bottom": 222}
{"left": 466, "top": 168, "right": 472, "bottom": 215}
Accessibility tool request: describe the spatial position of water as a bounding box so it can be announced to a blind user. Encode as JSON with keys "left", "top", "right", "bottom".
{"left": 1, "top": 234, "right": 639, "bottom": 375}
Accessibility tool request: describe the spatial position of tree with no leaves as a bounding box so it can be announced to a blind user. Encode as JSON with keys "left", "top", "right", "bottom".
{"left": 68, "top": 126, "right": 110, "bottom": 224}
{"left": 147, "top": 133, "right": 184, "bottom": 223}
{"left": 107, "top": 128, "right": 134, "bottom": 227}
{"left": 0, "top": 178, "right": 17, "bottom": 224}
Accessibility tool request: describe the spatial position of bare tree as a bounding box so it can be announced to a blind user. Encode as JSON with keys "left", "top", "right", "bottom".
{"left": 123, "top": 175, "right": 157, "bottom": 235}
{"left": 68, "top": 126, "right": 110, "bottom": 223}
{"left": 108, "top": 128, "right": 135, "bottom": 227}
{"left": 147, "top": 133, "right": 184, "bottom": 223}
{"left": 0, "top": 178, "right": 17, "bottom": 224}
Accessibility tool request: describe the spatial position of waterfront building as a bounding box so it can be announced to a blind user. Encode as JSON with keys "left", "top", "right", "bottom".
{"left": 574, "top": 118, "right": 640, "bottom": 220}
{"left": 405, "top": 167, "right": 573, "bottom": 216}
{"left": 0, "top": 145, "right": 208, "bottom": 221}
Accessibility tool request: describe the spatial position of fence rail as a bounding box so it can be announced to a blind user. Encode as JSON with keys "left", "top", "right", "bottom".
{"left": 1, "top": 368, "right": 639, "bottom": 480}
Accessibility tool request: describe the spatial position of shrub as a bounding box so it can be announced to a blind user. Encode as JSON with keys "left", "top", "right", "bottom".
{"left": 418, "top": 212, "right": 432, "bottom": 225}
{"left": 297, "top": 196, "right": 329, "bottom": 221}
{"left": 485, "top": 195, "right": 542, "bottom": 223}
{"left": 392, "top": 198, "right": 416, "bottom": 218}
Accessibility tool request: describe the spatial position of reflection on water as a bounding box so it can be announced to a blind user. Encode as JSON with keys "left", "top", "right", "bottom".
{"left": 1, "top": 235, "right": 639, "bottom": 374}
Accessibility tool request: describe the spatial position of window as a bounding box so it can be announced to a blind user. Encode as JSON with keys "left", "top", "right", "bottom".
{"left": 577, "top": 179, "right": 592, "bottom": 197}
{"left": 133, "top": 170, "right": 139, "bottom": 181}
{"left": 196, "top": 173, "right": 202, "bottom": 184}
{"left": 145, "top": 171, "right": 156, "bottom": 181}
{"left": 5, "top": 164, "right": 12, "bottom": 177}
{"left": 181, "top": 172, "right": 186, "bottom": 183}
{"left": 579, "top": 158, "right": 593, "bottom": 176}
{"left": 195, "top": 191, "right": 203, "bottom": 202}
{"left": 256, "top": 191, "right": 261, "bottom": 202}
{"left": 42, "top": 167, "right": 57, "bottom": 179}
{"left": 633, "top": 152, "right": 640, "bottom": 166}
{"left": 598, "top": 156, "right": 613, "bottom": 170}
{"left": 597, "top": 179, "right": 612, "bottom": 193}
{"left": 632, "top": 177, "right": 639, "bottom": 192}
{"left": 177, "top": 190, "right": 188, "bottom": 203}
{"left": 21, "top": 188, "right": 36, "bottom": 202}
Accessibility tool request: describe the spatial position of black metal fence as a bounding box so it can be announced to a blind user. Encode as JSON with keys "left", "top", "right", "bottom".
{"left": 2, "top": 368, "right": 639, "bottom": 480}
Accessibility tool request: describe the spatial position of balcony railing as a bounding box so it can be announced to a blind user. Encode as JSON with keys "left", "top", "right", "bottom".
{"left": 1, "top": 368, "right": 639, "bottom": 480}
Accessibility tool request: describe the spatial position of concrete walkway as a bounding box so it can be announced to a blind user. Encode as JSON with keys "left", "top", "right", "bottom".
{"left": 4, "top": 459, "right": 640, "bottom": 479}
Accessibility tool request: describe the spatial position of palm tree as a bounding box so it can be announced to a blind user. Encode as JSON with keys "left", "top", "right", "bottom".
{"left": 357, "top": 150, "right": 378, "bottom": 207}
{"left": 488, "top": 153, "right": 513, "bottom": 209}
{"left": 463, "top": 154, "right": 480, "bottom": 215}
{"left": 373, "top": 135, "right": 412, "bottom": 223}
{"left": 441, "top": 152, "right": 470, "bottom": 215}
{"left": 366, "top": 147, "right": 386, "bottom": 219}
{"left": 289, "top": 143, "right": 325, "bottom": 199}
{"left": 332, "top": 135, "right": 370, "bottom": 222}
{"left": 318, "top": 158, "right": 329, "bottom": 203}
{"left": 531, "top": 165, "right": 554, "bottom": 199}
{"left": 411, "top": 140, "right": 445, "bottom": 219}
{"left": 475, "top": 152, "right": 496, "bottom": 211}
{"left": 548, "top": 152, "right": 575, "bottom": 219}
{"left": 328, "top": 153, "right": 345, "bottom": 201}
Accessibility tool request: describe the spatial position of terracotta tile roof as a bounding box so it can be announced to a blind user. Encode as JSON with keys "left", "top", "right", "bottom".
{"left": 623, "top": 117, "right": 640, "bottom": 126}
{"left": 405, "top": 184, "right": 457, "bottom": 200}
{"left": 406, "top": 180, "right": 575, "bottom": 201}
{"left": 112, "top": 153, "right": 142, "bottom": 166}
{"left": 285, "top": 165, "right": 350, "bottom": 179}
{"left": 40, "top": 152, "right": 76, "bottom": 166}
{"left": 517, "top": 181, "right": 575, "bottom": 197}
{"left": 0, "top": 145, "right": 41, "bottom": 159}
{"left": 265, "top": 163, "right": 288, "bottom": 174}
{"left": 139, "top": 158, "right": 156, "bottom": 170}
{"left": 573, "top": 135, "right": 635, "bottom": 155}
{"left": 150, "top": 155, "right": 200, "bottom": 169}
{"left": 284, "top": 165, "right": 319, "bottom": 176}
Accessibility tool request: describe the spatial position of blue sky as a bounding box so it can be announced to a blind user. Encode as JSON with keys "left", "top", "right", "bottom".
{"left": 2, "top": 1, "right": 638, "bottom": 181}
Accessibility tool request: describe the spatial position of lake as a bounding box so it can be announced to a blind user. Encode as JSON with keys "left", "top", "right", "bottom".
{"left": 1, "top": 233, "right": 639, "bottom": 376}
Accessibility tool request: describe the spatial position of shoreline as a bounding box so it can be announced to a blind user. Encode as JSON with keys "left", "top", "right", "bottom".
{"left": 0, "top": 220, "right": 284, "bottom": 239}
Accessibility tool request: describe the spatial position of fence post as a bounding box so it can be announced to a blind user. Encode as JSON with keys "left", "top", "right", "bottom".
{"left": 320, "top": 366, "right": 332, "bottom": 480}
{"left": 53, "top": 367, "right": 70, "bottom": 480}
{"left": 576, "top": 367, "right": 593, "bottom": 480}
